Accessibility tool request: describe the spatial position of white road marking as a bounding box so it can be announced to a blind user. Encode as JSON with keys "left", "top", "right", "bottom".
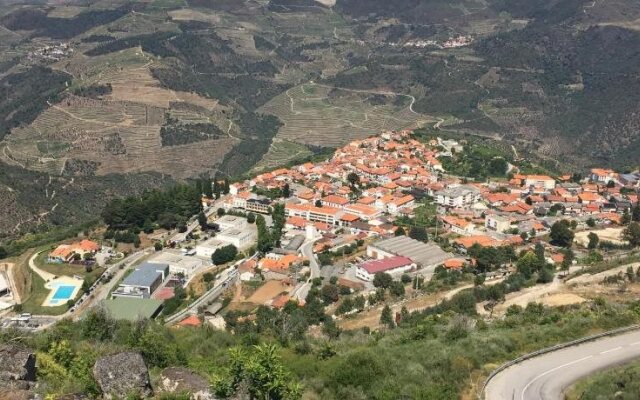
{"left": 521, "top": 356, "right": 594, "bottom": 400}
{"left": 600, "top": 346, "right": 623, "bottom": 355}
{"left": 630, "top": 341, "right": 640, "bottom": 346}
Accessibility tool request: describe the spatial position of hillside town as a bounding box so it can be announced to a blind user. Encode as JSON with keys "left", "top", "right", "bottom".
{"left": 3, "top": 129, "right": 640, "bottom": 333}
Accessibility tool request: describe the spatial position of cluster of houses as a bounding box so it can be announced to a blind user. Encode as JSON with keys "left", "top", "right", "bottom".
{"left": 217, "top": 130, "right": 639, "bottom": 285}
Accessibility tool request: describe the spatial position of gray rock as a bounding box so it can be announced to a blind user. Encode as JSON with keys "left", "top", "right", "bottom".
{"left": 93, "top": 352, "right": 153, "bottom": 399}
{"left": 0, "top": 344, "right": 37, "bottom": 383}
{"left": 0, "top": 344, "right": 37, "bottom": 399}
{"left": 159, "top": 367, "right": 213, "bottom": 400}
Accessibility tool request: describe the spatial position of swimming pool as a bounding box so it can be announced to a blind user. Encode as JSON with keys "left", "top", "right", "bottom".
{"left": 52, "top": 285, "right": 75, "bottom": 300}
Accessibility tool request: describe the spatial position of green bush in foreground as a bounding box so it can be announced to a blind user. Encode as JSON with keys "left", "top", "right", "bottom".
{"left": 3, "top": 299, "right": 640, "bottom": 399}
{"left": 566, "top": 358, "right": 640, "bottom": 400}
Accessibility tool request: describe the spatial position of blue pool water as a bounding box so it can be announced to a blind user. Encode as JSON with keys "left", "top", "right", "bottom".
{"left": 52, "top": 285, "right": 75, "bottom": 300}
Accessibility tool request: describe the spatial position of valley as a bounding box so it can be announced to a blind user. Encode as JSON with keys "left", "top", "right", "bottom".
{"left": 0, "top": 0, "right": 639, "bottom": 239}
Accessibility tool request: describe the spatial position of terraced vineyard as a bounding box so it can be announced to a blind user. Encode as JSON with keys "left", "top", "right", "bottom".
{"left": 0, "top": 96, "right": 236, "bottom": 179}
{"left": 251, "top": 139, "right": 313, "bottom": 173}
{"left": 260, "top": 83, "right": 433, "bottom": 147}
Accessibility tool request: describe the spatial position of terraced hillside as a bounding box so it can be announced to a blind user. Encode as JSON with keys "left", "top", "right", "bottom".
{"left": 260, "top": 83, "right": 432, "bottom": 147}
{"left": 1, "top": 95, "right": 236, "bottom": 179}
{"left": 0, "top": 0, "right": 639, "bottom": 237}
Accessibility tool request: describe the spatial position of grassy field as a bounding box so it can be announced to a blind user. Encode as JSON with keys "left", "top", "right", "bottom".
{"left": 34, "top": 250, "right": 105, "bottom": 281}
{"left": 20, "top": 273, "right": 68, "bottom": 316}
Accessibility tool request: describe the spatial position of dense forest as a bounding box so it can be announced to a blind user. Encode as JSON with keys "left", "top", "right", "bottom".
{"left": 100, "top": 184, "right": 201, "bottom": 231}
{"left": 160, "top": 117, "right": 224, "bottom": 147}
{"left": 0, "top": 5, "right": 131, "bottom": 39}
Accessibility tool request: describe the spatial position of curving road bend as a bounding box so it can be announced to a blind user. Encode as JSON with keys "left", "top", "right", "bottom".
{"left": 485, "top": 329, "right": 640, "bottom": 400}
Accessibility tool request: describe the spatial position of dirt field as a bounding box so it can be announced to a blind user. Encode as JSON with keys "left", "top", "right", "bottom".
{"left": 246, "top": 280, "right": 291, "bottom": 304}
{"left": 168, "top": 9, "right": 221, "bottom": 24}
{"left": 575, "top": 227, "right": 626, "bottom": 247}
{"left": 540, "top": 293, "right": 586, "bottom": 307}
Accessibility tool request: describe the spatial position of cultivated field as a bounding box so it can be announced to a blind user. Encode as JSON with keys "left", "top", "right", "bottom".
{"left": 260, "top": 83, "right": 432, "bottom": 147}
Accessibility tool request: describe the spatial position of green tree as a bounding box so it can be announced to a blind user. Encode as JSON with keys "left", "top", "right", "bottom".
{"left": 247, "top": 213, "right": 256, "bottom": 224}
{"left": 213, "top": 344, "right": 302, "bottom": 400}
{"left": 380, "top": 305, "right": 395, "bottom": 329}
{"left": 212, "top": 245, "right": 238, "bottom": 265}
{"left": 409, "top": 226, "right": 428, "bottom": 242}
{"left": 623, "top": 222, "right": 640, "bottom": 247}
{"left": 198, "top": 211, "right": 208, "bottom": 228}
{"left": 373, "top": 272, "right": 393, "bottom": 289}
{"left": 550, "top": 220, "right": 574, "bottom": 247}
{"left": 0, "top": 246, "right": 6, "bottom": 259}
{"left": 395, "top": 226, "right": 406, "bottom": 236}
{"left": 282, "top": 183, "right": 290, "bottom": 198}
{"left": 389, "top": 281, "right": 405, "bottom": 297}
{"left": 320, "top": 284, "right": 339, "bottom": 304}
{"left": 622, "top": 210, "right": 631, "bottom": 225}
{"left": 347, "top": 172, "right": 360, "bottom": 187}
{"left": 633, "top": 204, "right": 640, "bottom": 222}
{"left": 586, "top": 217, "right": 596, "bottom": 227}
{"left": 587, "top": 232, "right": 600, "bottom": 249}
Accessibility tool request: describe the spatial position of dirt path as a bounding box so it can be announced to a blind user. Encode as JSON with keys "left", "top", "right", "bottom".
{"left": 28, "top": 251, "right": 55, "bottom": 282}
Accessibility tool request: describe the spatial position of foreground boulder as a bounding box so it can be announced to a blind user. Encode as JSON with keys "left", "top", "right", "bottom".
{"left": 0, "top": 343, "right": 37, "bottom": 399}
{"left": 93, "top": 352, "right": 153, "bottom": 399}
{"left": 159, "top": 367, "right": 213, "bottom": 400}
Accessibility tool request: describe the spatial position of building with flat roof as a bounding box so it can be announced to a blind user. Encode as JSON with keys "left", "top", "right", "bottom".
{"left": 356, "top": 256, "right": 416, "bottom": 281}
{"left": 367, "top": 236, "right": 452, "bottom": 271}
{"left": 216, "top": 228, "right": 255, "bottom": 249}
{"left": 195, "top": 238, "right": 227, "bottom": 259}
{"left": 434, "top": 185, "right": 480, "bottom": 208}
{"left": 112, "top": 263, "right": 169, "bottom": 299}
{"left": 216, "top": 215, "right": 248, "bottom": 231}
{"left": 102, "top": 298, "right": 163, "bottom": 321}
{"left": 147, "top": 250, "right": 206, "bottom": 279}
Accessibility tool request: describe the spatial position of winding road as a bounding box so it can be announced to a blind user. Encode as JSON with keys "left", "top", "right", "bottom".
{"left": 485, "top": 329, "right": 640, "bottom": 400}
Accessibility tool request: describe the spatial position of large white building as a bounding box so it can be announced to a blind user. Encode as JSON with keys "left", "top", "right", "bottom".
{"left": 434, "top": 185, "right": 481, "bottom": 208}
{"left": 147, "top": 250, "right": 206, "bottom": 279}
{"left": 216, "top": 228, "right": 255, "bottom": 249}
{"left": 216, "top": 215, "right": 248, "bottom": 231}
{"left": 523, "top": 175, "right": 556, "bottom": 190}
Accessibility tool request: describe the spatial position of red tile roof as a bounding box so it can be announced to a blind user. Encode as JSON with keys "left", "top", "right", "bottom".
{"left": 360, "top": 256, "right": 413, "bottom": 274}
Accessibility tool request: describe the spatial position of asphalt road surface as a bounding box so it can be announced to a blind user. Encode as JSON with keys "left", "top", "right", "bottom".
{"left": 485, "top": 329, "right": 640, "bottom": 400}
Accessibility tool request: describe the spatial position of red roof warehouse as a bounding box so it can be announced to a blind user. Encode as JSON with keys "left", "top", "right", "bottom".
{"left": 356, "top": 256, "right": 415, "bottom": 281}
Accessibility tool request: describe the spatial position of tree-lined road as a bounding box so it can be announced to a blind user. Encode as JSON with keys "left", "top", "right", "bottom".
{"left": 485, "top": 329, "right": 640, "bottom": 400}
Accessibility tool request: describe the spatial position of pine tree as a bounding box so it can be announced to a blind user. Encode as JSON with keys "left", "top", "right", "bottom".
{"left": 380, "top": 305, "right": 395, "bottom": 329}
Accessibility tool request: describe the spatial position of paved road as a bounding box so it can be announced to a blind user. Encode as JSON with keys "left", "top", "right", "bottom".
{"left": 292, "top": 237, "right": 321, "bottom": 301}
{"left": 485, "top": 329, "right": 640, "bottom": 400}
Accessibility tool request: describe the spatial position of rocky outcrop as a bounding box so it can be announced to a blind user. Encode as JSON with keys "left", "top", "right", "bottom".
{"left": 0, "top": 343, "right": 37, "bottom": 399}
{"left": 93, "top": 352, "right": 153, "bottom": 399}
{"left": 159, "top": 367, "right": 213, "bottom": 400}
